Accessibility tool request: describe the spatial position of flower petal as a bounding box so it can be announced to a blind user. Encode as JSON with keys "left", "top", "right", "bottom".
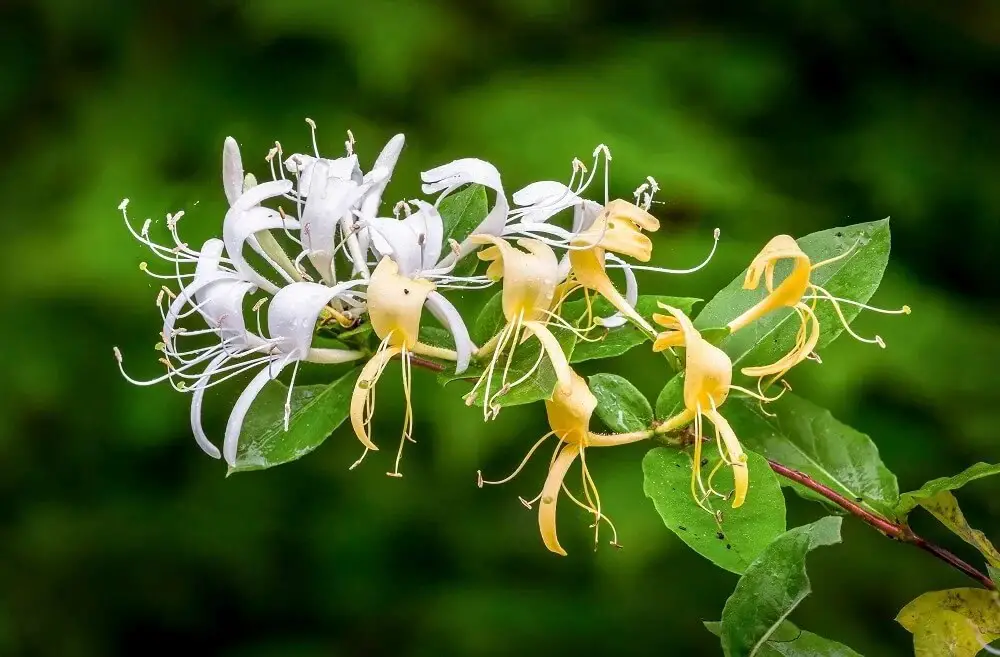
{"left": 511, "top": 181, "right": 581, "bottom": 223}
{"left": 349, "top": 345, "right": 402, "bottom": 451}
{"left": 538, "top": 443, "right": 580, "bottom": 556}
{"left": 405, "top": 200, "right": 444, "bottom": 271}
{"left": 365, "top": 217, "right": 424, "bottom": 277}
{"left": 223, "top": 358, "right": 291, "bottom": 466}
{"left": 594, "top": 255, "right": 637, "bottom": 329}
{"left": 223, "top": 206, "right": 301, "bottom": 294}
{"left": 234, "top": 179, "right": 293, "bottom": 212}
{"left": 190, "top": 352, "right": 229, "bottom": 459}
{"left": 422, "top": 158, "right": 508, "bottom": 266}
{"left": 425, "top": 291, "right": 474, "bottom": 374}
{"left": 300, "top": 161, "right": 369, "bottom": 281}
{"left": 360, "top": 133, "right": 405, "bottom": 219}
{"left": 525, "top": 321, "right": 571, "bottom": 389}
{"left": 267, "top": 280, "right": 368, "bottom": 357}
{"left": 222, "top": 137, "right": 244, "bottom": 207}
{"left": 706, "top": 409, "right": 748, "bottom": 508}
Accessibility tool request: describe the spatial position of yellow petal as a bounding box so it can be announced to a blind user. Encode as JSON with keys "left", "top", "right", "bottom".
{"left": 604, "top": 199, "right": 660, "bottom": 231}
{"left": 538, "top": 443, "right": 581, "bottom": 556}
{"left": 367, "top": 257, "right": 435, "bottom": 348}
{"left": 544, "top": 369, "right": 596, "bottom": 444}
{"left": 729, "top": 235, "right": 811, "bottom": 332}
{"left": 706, "top": 409, "right": 748, "bottom": 508}
{"left": 475, "top": 237, "right": 559, "bottom": 322}
{"left": 525, "top": 321, "right": 572, "bottom": 389}
{"left": 349, "top": 345, "right": 402, "bottom": 451}
{"left": 658, "top": 305, "right": 733, "bottom": 411}
{"left": 652, "top": 332, "right": 684, "bottom": 352}
{"left": 569, "top": 248, "right": 655, "bottom": 333}
{"left": 741, "top": 302, "right": 820, "bottom": 378}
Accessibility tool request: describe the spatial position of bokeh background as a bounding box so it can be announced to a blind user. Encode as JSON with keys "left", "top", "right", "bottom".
{"left": 3, "top": 1, "right": 999, "bottom": 655}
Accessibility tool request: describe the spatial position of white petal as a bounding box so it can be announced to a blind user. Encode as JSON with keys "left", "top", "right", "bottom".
{"left": 223, "top": 137, "right": 244, "bottom": 207}
{"left": 405, "top": 200, "right": 443, "bottom": 271}
{"left": 267, "top": 280, "right": 368, "bottom": 357}
{"left": 223, "top": 206, "right": 301, "bottom": 294}
{"left": 301, "top": 162, "right": 369, "bottom": 281}
{"left": 365, "top": 217, "right": 423, "bottom": 277}
{"left": 511, "top": 181, "right": 581, "bottom": 223}
{"left": 234, "top": 179, "right": 293, "bottom": 211}
{"left": 425, "top": 291, "right": 474, "bottom": 374}
{"left": 194, "top": 279, "right": 257, "bottom": 347}
{"left": 190, "top": 352, "right": 229, "bottom": 459}
{"left": 360, "top": 134, "right": 405, "bottom": 219}
{"left": 223, "top": 359, "right": 290, "bottom": 466}
{"left": 421, "top": 158, "right": 508, "bottom": 266}
{"left": 293, "top": 155, "right": 362, "bottom": 194}
{"left": 572, "top": 199, "right": 603, "bottom": 234}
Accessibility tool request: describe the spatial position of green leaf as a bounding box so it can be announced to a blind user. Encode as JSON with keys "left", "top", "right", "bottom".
{"left": 229, "top": 367, "right": 361, "bottom": 474}
{"left": 725, "top": 393, "right": 899, "bottom": 516}
{"left": 705, "top": 622, "right": 863, "bottom": 657}
{"left": 695, "top": 220, "right": 891, "bottom": 373}
{"left": 642, "top": 445, "right": 786, "bottom": 574}
{"left": 654, "top": 374, "right": 684, "bottom": 420}
{"left": 911, "top": 491, "right": 1000, "bottom": 570}
{"left": 897, "top": 588, "right": 1000, "bottom": 657}
{"left": 560, "top": 294, "right": 701, "bottom": 363}
{"left": 588, "top": 373, "right": 652, "bottom": 433}
{"left": 897, "top": 462, "right": 1000, "bottom": 515}
{"left": 438, "top": 183, "right": 489, "bottom": 250}
{"left": 719, "top": 516, "right": 843, "bottom": 657}
{"left": 472, "top": 290, "right": 505, "bottom": 344}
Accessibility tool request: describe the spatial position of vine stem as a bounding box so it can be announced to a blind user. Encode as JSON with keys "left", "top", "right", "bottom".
{"left": 767, "top": 459, "right": 996, "bottom": 591}
{"left": 402, "top": 356, "right": 995, "bottom": 590}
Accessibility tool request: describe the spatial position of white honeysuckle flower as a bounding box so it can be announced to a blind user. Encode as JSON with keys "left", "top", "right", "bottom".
{"left": 274, "top": 121, "right": 407, "bottom": 281}
{"left": 421, "top": 158, "right": 509, "bottom": 268}
{"left": 222, "top": 179, "right": 301, "bottom": 295}
{"left": 223, "top": 137, "right": 303, "bottom": 284}
{"left": 221, "top": 280, "right": 368, "bottom": 465}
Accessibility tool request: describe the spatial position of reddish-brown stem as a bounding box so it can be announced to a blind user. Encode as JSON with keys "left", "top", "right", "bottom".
{"left": 768, "top": 458, "right": 995, "bottom": 590}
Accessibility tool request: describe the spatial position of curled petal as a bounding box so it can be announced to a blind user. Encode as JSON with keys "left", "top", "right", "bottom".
{"left": 349, "top": 345, "right": 403, "bottom": 451}
{"left": 425, "top": 291, "right": 475, "bottom": 374}
{"left": 360, "top": 133, "right": 405, "bottom": 219}
{"left": 705, "top": 409, "right": 748, "bottom": 508}
{"left": 190, "top": 352, "right": 229, "bottom": 459}
{"left": 234, "top": 179, "right": 292, "bottom": 212}
{"left": 511, "top": 181, "right": 581, "bottom": 223}
{"left": 224, "top": 358, "right": 292, "bottom": 466}
{"left": 223, "top": 206, "right": 301, "bottom": 294}
{"left": 366, "top": 217, "right": 424, "bottom": 277}
{"left": 569, "top": 249, "right": 653, "bottom": 333}
{"left": 405, "top": 200, "right": 444, "bottom": 271}
{"left": 594, "top": 255, "right": 636, "bottom": 329}
{"left": 367, "top": 258, "right": 435, "bottom": 348}
{"left": 524, "top": 321, "right": 571, "bottom": 390}
{"left": 422, "top": 158, "right": 508, "bottom": 266}
{"left": 538, "top": 443, "right": 580, "bottom": 556}
{"left": 222, "top": 137, "right": 244, "bottom": 207}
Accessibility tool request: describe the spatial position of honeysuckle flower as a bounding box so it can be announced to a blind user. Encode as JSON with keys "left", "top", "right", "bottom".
{"left": 350, "top": 256, "right": 444, "bottom": 477}
{"left": 502, "top": 146, "right": 719, "bottom": 331}
{"left": 421, "top": 158, "right": 508, "bottom": 268}
{"left": 726, "top": 235, "right": 910, "bottom": 383}
{"left": 268, "top": 121, "right": 406, "bottom": 282}
{"left": 654, "top": 304, "right": 751, "bottom": 511}
{"left": 463, "top": 236, "right": 576, "bottom": 420}
{"left": 362, "top": 200, "right": 479, "bottom": 372}
{"left": 116, "top": 220, "right": 366, "bottom": 462}
{"left": 478, "top": 369, "right": 653, "bottom": 556}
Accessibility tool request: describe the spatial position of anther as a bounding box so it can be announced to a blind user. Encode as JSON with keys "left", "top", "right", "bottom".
{"left": 112, "top": 346, "right": 123, "bottom": 363}
{"left": 305, "top": 117, "right": 316, "bottom": 130}
{"left": 875, "top": 335, "right": 886, "bottom": 349}
{"left": 252, "top": 298, "right": 267, "bottom": 312}
{"left": 902, "top": 305, "right": 911, "bottom": 314}
{"left": 386, "top": 471, "right": 402, "bottom": 478}
{"left": 449, "top": 238, "right": 461, "bottom": 255}
{"left": 118, "top": 199, "right": 130, "bottom": 211}
{"left": 476, "top": 471, "right": 484, "bottom": 488}
{"left": 518, "top": 497, "right": 533, "bottom": 510}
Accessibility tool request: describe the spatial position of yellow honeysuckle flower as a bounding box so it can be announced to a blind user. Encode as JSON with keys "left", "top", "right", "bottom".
{"left": 350, "top": 256, "right": 441, "bottom": 477}
{"left": 478, "top": 368, "right": 653, "bottom": 556}
{"left": 464, "top": 235, "right": 576, "bottom": 420}
{"left": 726, "top": 235, "right": 910, "bottom": 383}
{"left": 654, "top": 304, "right": 750, "bottom": 511}
{"left": 566, "top": 199, "right": 660, "bottom": 333}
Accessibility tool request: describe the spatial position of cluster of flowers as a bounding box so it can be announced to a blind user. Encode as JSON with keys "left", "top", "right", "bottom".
{"left": 117, "top": 122, "right": 908, "bottom": 555}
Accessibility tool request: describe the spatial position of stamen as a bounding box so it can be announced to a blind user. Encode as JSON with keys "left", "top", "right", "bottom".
{"left": 811, "top": 239, "right": 861, "bottom": 270}
{"left": 608, "top": 227, "right": 720, "bottom": 275}
{"left": 811, "top": 284, "right": 887, "bottom": 347}
{"left": 305, "top": 118, "right": 319, "bottom": 158}
{"left": 478, "top": 431, "right": 556, "bottom": 487}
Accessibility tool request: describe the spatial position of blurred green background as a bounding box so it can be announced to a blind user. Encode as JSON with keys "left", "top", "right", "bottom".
{"left": 2, "top": 1, "right": 999, "bottom": 655}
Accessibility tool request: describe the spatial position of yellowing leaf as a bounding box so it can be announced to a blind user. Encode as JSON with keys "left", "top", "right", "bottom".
{"left": 919, "top": 492, "right": 1000, "bottom": 570}
{"left": 897, "top": 589, "right": 1000, "bottom": 657}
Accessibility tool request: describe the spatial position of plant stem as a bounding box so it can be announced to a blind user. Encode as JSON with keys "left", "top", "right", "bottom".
{"left": 767, "top": 458, "right": 996, "bottom": 590}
